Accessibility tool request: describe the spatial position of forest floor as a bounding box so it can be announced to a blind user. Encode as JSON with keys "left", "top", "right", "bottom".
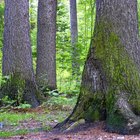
{"left": 0, "top": 97, "right": 140, "bottom": 140}
{"left": 2, "top": 121, "right": 140, "bottom": 140}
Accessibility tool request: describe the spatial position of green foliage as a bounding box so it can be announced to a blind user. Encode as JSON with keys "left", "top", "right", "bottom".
{"left": 56, "top": 0, "right": 96, "bottom": 94}
{"left": 78, "top": 0, "right": 96, "bottom": 60}
{"left": 0, "top": 2, "right": 4, "bottom": 79}
{"left": 0, "top": 96, "right": 16, "bottom": 105}
{"left": 29, "top": 0, "right": 37, "bottom": 70}
{"left": 56, "top": 1, "right": 81, "bottom": 94}
{"left": 39, "top": 86, "right": 59, "bottom": 97}
{"left": 29, "top": 0, "right": 37, "bottom": 30}
{"left": 17, "top": 103, "right": 31, "bottom": 109}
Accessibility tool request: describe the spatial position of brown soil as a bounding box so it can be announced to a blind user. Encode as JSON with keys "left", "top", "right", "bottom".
{"left": 0, "top": 107, "right": 140, "bottom": 140}
{"left": 1, "top": 122, "right": 140, "bottom": 140}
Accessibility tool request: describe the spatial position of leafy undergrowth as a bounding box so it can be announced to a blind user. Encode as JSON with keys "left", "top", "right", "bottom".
{"left": 0, "top": 95, "right": 77, "bottom": 138}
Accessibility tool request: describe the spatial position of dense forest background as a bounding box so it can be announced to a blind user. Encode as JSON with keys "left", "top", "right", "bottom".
{"left": 0, "top": 0, "right": 140, "bottom": 95}
{"left": 0, "top": 0, "right": 95, "bottom": 95}
{"left": 0, "top": 0, "right": 140, "bottom": 138}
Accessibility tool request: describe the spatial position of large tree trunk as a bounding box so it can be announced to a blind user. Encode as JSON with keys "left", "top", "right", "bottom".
{"left": 70, "top": 0, "right": 79, "bottom": 76}
{"left": 36, "top": 0, "right": 57, "bottom": 90}
{"left": 2, "top": 0, "right": 40, "bottom": 107}
{"left": 56, "top": 0, "right": 140, "bottom": 134}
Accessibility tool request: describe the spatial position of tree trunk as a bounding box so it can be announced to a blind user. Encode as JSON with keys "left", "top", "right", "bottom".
{"left": 70, "top": 0, "right": 79, "bottom": 76}
{"left": 36, "top": 0, "right": 57, "bottom": 90}
{"left": 56, "top": 0, "right": 140, "bottom": 134}
{"left": 2, "top": 0, "right": 40, "bottom": 107}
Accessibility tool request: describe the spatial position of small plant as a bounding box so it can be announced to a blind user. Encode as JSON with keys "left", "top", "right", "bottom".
{"left": 17, "top": 103, "right": 31, "bottom": 109}
{"left": 0, "top": 96, "right": 16, "bottom": 106}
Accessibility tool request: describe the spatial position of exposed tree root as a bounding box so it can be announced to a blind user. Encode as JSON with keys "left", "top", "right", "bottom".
{"left": 106, "top": 92, "right": 140, "bottom": 134}
{"left": 117, "top": 92, "right": 140, "bottom": 130}
{"left": 55, "top": 91, "right": 140, "bottom": 134}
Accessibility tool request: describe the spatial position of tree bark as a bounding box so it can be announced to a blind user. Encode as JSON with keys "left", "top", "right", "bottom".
{"left": 36, "top": 0, "right": 57, "bottom": 90}
{"left": 56, "top": 0, "right": 140, "bottom": 134}
{"left": 2, "top": 0, "right": 40, "bottom": 107}
{"left": 70, "top": 0, "right": 79, "bottom": 76}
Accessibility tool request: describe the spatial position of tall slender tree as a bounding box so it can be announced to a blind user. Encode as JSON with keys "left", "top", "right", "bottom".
{"left": 2, "top": 0, "right": 39, "bottom": 107}
{"left": 36, "top": 0, "right": 57, "bottom": 90}
{"left": 56, "top": 0, "right": 140, "bottom": 134}
{"left": 70, "top": 0, "right": 79, "bottom": 76}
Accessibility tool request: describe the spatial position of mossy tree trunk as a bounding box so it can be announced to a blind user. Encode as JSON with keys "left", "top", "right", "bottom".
{"left": 56, "top": 0, "right": 140, "bottom": 134}
{"left": 2, "top": 0, "right": 40, "bottom": 107}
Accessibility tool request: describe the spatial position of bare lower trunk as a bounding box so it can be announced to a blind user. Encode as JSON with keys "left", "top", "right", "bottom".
{"left": 70, "top": 0, "right": 79, "bottom": 76}
{"left": 36, "top": 0, "right": 57, "bottom": 90}
{"left": 56, "top": 0, "right": 140, "bottom": 134}
{"left": 2, "top": 0, "right": 39, "bottom": 107}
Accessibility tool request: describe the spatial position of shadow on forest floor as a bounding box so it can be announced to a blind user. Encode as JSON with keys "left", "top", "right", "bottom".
{"left": 1, "top": 120, "right": 140, "bottom": 140}
{"left": 0, "top": 98, "right": 140, "bottom": 140}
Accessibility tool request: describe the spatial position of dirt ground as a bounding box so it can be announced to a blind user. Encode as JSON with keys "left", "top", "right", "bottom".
{"left": 1, "top": 122, "right": 140, "bottom": 140}
{"left": 0, "top": 106, "right": 140, "bottom": 140}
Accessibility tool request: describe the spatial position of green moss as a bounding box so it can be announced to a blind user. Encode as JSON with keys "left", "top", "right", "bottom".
{"left": 84, "top": 105, "right": 101, "bottom": 122}
{"left": 106, "top": 112, "right": 127, "bottom": 132}
{"left": 67, "top": 21, "right": 140, "bottom": 124}
{"left": 94, "top": 21, "right": 140, "bottom": 113}
{"left": 0, "top": 73, "right": 26, "bottom": 104}
{"left": 84, "top": 106, "right": 95, "bottom": 121}
{"left": 80, "top": 89, "right": 104, "bottom": 122}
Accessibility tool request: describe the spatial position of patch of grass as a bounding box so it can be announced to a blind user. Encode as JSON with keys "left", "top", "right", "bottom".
{"left": 0, "top": 129, "right": 29, "bottom": 138}
{"left": 0, "top": 124, "right": 53, "bottom": 138}
{"left": 0, "top": 110, "right": 68, "bottom": 138}
{"left": 0, "top": 111, "right": 36, "bottom": 138}
{"left": 0, "top": 112, "right": 35, "bottom": 126}
{"left": 0, "top": 112, "right": 44, "bottom": 138}
{"left": 0, "top": 95, "right": 76, "bottom": 138}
